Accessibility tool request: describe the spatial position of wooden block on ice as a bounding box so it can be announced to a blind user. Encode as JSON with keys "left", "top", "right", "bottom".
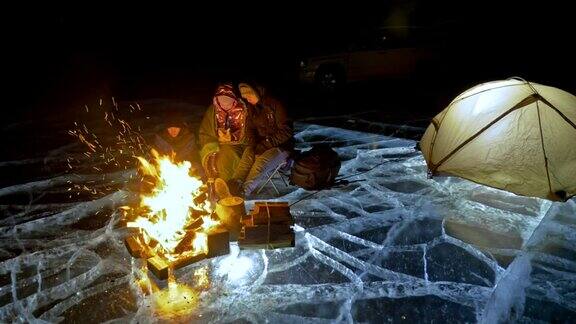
{"left": 172, "top": 253, "right": 207, "bottom": 271}
{"left": 124, "top": 234, "right": 146, "bottom": 258}
{"left": 250, "top": 201, "right": 293, "bottom": 225}
{"left": 147, "top": 253, "right": 207, "bottom": 280}
{"left": 239, "top": 231, "right": 295, "bottom": 250}
{"left": 147, "top": 255, "right": 170, "bottom": 280}
{"left": 253, "top": 201, "right": 290, "bottom": 210}
{"left": 241, "top": 214, "right": 254, "bottom": 227}
{"left": 243, "top": 224, "right": 293, "bottom": 240}
{"left": 207, "top": 227, "right": 230, "bottom": 258}
{"left": 239, "top": 234, "right": 295, "bottom": 250}
{"left": 241, "top": 231, "right": 294, "bottom": 244}
{"left": 239, "top": 201, "right": 295, "bottom": 251}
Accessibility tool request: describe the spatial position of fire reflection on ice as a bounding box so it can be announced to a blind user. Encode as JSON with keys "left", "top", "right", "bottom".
{"left": 131, "top": 263, "right": 209, "bottom": 319}
{"left": 152, "top": 281, "right": 200, "bottom": 318}
{"left": 215, "top": 243, "right": 256, "bottom": 284}
{"left": 130, "top": 244, "right": 257, "bottom": 319}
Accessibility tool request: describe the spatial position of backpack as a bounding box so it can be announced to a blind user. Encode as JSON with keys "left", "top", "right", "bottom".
{"left": 290, "top": 144, "right": 341, "bottom": 190}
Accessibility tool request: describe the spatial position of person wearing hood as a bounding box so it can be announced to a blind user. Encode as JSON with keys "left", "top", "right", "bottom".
{"left": 132, "top": 114, "right": 201, "bottom": 193}
{"left": 199, "top": 83, "right": 256, "bottom": 195}
{"left": 237, "top": 82, "right": 294, "bottom": 196}
{"left": 154, "top": 116, "right": 197, "bottom": 163}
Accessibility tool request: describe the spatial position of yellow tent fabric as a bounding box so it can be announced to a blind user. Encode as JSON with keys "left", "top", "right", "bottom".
{"left": 420, "top": 78, "right": 576, "bottom": 201}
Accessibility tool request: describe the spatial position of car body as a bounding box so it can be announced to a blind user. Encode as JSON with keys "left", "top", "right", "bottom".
{"left": 299, "top": 28, "right": 435, "bottom": 89}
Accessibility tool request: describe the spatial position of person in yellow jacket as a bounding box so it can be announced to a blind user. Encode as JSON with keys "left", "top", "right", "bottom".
{"left": 199, "top": 83, "right": 256, "bottom": 195}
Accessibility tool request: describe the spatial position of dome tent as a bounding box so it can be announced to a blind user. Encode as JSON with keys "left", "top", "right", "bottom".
{"left": 420, "top": 78, "right": 576, "bottom": 201}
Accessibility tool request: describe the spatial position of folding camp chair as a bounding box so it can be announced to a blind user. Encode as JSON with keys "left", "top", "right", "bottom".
{"left": 255, "top": 158, "right": 293, "bottom": 195}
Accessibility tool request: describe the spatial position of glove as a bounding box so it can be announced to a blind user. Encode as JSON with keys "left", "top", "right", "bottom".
{"left": 227, "top": 178, "right": 245, "bottom": 197}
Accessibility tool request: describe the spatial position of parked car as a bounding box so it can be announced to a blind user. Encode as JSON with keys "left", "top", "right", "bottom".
{"left": 299, "top": 28, "right": 435, "bottom": 90}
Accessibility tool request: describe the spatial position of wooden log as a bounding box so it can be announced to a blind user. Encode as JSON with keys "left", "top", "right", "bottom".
{"left": 173, "top": 230, "right": 196, "bottom": 254}
{"left": 250, "top": 201, "right": 293, "bottom": 225}
{"left": 239, "top": 241, "right": 294, "bottom": 250}
{"left": 252, "top": 215, "right": 294, "bottom": 226}
{"left": 147, "top": 255, "right": 170, "bottom": 280}
{"left": 206, "top": 227, "right": 230, "bottom": 258}
{"left": 252, "top": 201, "right": 290, "bottom": 215}
{"left": 145, "top": 236, "right": 159, "bottom": 250}
{"left": 241, "top": 214, "right": 254, "bottom": 227}
{"left": 193, "top": 192, "right": 208, "bottom": 205}
{"left": 184, "top": 216, "right": 204, "bottom": 231}
{"left": 242, "top": 224, "right": 293, "bottom": 240}
{"left": 215, "top": 196, "right": 245, "bottom": 240}
{"left": 190, "top": 208, "right": 209, "bottom": 219}
{"left": 172, "top": 253, "right": 207, "bottom": 271}
{"left": 240, "top": 231, "right": 294, "bottom": 244}
{"left": 237, "top": 201, "right": 294, "bottom": 250}
{"left": 239, "top": 233, "right": 295, "bottom": 250}
{"left": 147, "top": 253, "right": 207, "bottom": 280}
{"left": 239, "top": 222, "right": 294, "bottom": 250}
{"left": 119, "top": 207, "right": 147, "bottom": 227}
{"left": 124, "top": 234, "right": 145, "bottom": 258}
{"left": 126, "top": 232, "right": 155, "bottom": 258}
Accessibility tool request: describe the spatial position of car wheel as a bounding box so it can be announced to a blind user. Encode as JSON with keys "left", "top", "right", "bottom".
{"left": 315, "top": 65, "right": 345, "bottom": 91}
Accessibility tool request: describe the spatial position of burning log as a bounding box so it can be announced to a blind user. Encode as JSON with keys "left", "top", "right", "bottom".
{"left": 122, "top": 152, "right": 232, "bottom": 280}
{"left": 173, "top": 230, "right": 197, "bottom": 254}
{"left": 193, "top": 191, "right": 208, "bottom": 206}
{"left": 123, "top": 150, "right": 296, "bottom": 281}
{"left": 145, "top": 253, "right": 208, "bottom": 280}
{"left": 126, "top": 224, "right": 230, "bottom": 280}
{"left": 171, "top": 253, "right": 208, "bottom": 273}
{"left": 147, "top": 255, "right": 172, "bottom": 279}
{"left": 124, "top": 231, "right": 156, "bottom": 259}
{"left": 189, "top": 208, "right": 209, "bottom": 220}
{"left": 239, "top": 201, "right": 295, "bottom": 250}
{"left": 144, "top": 225, "right": 230, "bottom": 280}
{"left": 184, "top": 215, "right": 204, "bottom": 231}
{"left": 124, "top": 233, "right": 147, "bottom": 258}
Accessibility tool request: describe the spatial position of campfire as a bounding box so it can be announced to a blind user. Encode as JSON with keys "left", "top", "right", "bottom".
{"left": 123, "top": 150, "right": 230, "bottom": 279}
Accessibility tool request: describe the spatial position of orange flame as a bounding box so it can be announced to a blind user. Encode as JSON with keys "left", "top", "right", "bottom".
{"left": 127, "top": 150, "right": 219, "bottom": 258}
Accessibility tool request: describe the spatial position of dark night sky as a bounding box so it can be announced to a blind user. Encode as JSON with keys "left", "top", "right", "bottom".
{"left": 4, "top": 1, "right": 575, "bottom": 123}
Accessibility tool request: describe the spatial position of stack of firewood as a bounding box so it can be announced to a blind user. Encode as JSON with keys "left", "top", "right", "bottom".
{"left": 238, "top": 202, "right": 295, "bottom": 249}
{"left": 124, "top": 226, "right": 230, "bottom": 280}
{"left": 123, "top": 200, "right": 295, "bottom": 280}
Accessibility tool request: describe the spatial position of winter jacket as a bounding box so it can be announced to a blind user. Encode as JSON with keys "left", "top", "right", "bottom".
{"left": 250, "top": 90, "right": 294, "bottom": 153}
{"left": 154, "top": 127, "right": 196, "bottom": 162}
{"left": 198, "top": 103, "right": 256, "bottom": 169}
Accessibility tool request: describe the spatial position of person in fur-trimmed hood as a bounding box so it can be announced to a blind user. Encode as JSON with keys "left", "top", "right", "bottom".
{"left": 237, "top": 82, "right": 294, "bottom": 196}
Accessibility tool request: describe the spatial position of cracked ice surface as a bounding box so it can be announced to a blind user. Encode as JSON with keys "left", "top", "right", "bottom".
{"left": 1, "top": 117, "right": 575, "bottom": 323}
